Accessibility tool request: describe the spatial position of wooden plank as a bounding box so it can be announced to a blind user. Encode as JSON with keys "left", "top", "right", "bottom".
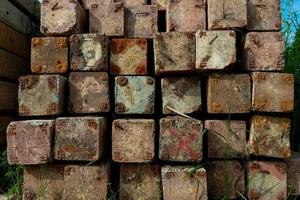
{"left": 0, "top": 0, "right": 37, "bottom": 35}
{"left": 0, "top": 21, "right": 30, "bottom": 59}
{"left": 9, "top": 0, "right": 40, "bottom": 18}
{"left": 0, "top": 115, "right": 14, "bottom": 145}
{"left": 0, "top": 81, "right": 17, "bottom": 112}
{"left": 0, "top": 49, "right": 29, "bottom": 80}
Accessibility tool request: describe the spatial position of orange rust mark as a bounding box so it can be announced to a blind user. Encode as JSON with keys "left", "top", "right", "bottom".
{"left": 55, "top": 37, "right": 68, "bottom": 48}
{"left": 56, "top": 60, "right": 68, "bottom": 73}
{"left": 87, "top": 120, "right": 97, "bottom": 129}
{"left": 47, "top": 103, "right": 57, "bottom": 115}
{"left": 274, "top": 163, "right": 287, "bottom": 174}
{"left": 255, "top": 73, "right": 266, "bottom": 82}
{"left": 211, "top": 102, "right": 223, "bottom": 113}
{"left": 19, "top": 104, "right": 31, "bottom": 115}
{"left": 32, "top": 38, "right": 43, "bottom": 47}
{"left": 284, "top": 75, "right": 294, "bottom": 86}
{"left": 280, "top": 101, "right": 293, "bottom": 111}
{"left": 135, "top": 62, "right": 147, "bottom": 75}
{"left": 253, "top": 99, "right": 268, "bottom": 110}
{"left": 110, "top": 39, "right": 147, "bottom": 54}
{"left": 31, "top": 64, "right": 43, "bottom": 73}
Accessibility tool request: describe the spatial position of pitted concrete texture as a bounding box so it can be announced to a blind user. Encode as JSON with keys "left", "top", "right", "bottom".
{"left": 167, "top": 0, "right": 206, "bottom": 32}
{"left": 6, "top": 120, "right": 55, "bottom": 165}
{"left": 162, "top": 165, "right": 208, "bottom": 200}
{"left": 70, "top": 33, "right": 108, "bottom": 71}
{"left": 18, "top": 75, "right": 66, "bottom": 116}
{"left": 31, "top": 37, "right": 68, "bottom": 74}
{"left": 41, "top": 0, "right": 86, "bottom": 36}
{"left": 112, "top": 119, "right": 155, "bottom": 163}
{"left": 54, "top": 117, "right": 107, "bottom": 161}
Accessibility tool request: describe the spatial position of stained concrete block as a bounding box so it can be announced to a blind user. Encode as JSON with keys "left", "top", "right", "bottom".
{"left": 208, "top": 0, "right": 247, "bottom": 30}
{"left": 89, "top": 2, "right": 124, "bottom": 36}
{"left": 243, "top": 32, "right": 284, "bottom": 71}
{"left": 196, "top": 30, "right": 236, "bottom": 71}
{"left": 252, "top": 72, "right": 294, "bottom": 112}
{"left": 249, "top": 115, "right": 291, "bottom": 158}
{"left": 119, "top": 164, "right": 161, "bottom": 200}
{"left": 54, "top": 117, "right": 106, "bottom": 161}
{"left": 23, "top": 165, "right": 64, "bottom": 200}
{"left": 159, "top": 116, "right": 203, "bottom": 162}
{"left": 161, "top": 77, "right": 201, "bottom": 114}
{"left": 161, "top": 165, "right": 208, "bottom": 200}
{"left": 63, "top": 164, "right": 110, "bottom": 200}
{"left": 125, "top": 5, "right": 158, "bottom": 38}
{"left": 205, "top": 120, "right": 247, "bottom": 158}
{"left": 154, "top": 32, "right": 195, "bottom": 74}
{"left": 207, "top": 74, "right": 251, "bottom": 114}
{"left": 288, "top": 152, "right": 300, "bottom": 196}
{"left": 110, "top": 39, "right": 147, "bottom": 75}
{"left": 6, "top": 120, "right": 54, "bottom": 165}
{"left": 68, "top": 72, "right": 110, "bottom": 114}
{"left": 18, "top": 75, "right": 66, "bottom": 116}
{"left": 114, "top": 76, "right": 155, "bottom": 114}
{"left": 207, "top": 161, "right": 244, "bottom": 199}
{"left": 247, "top": 0, "right": 281, "bottom": 31}
{"left": 112, "top": 119, "right": 155, "bottom": 163}
{"left": 31, "top": 37, "right": 68, "bottom": 74}
{"left": 248, "top": 161, "right": 287, "bottom": 200}
{"left": 41, "top": 0, "right": 86, "bottom": 36}
{"left": 70, "top": 34, "right": 108, "bottom": 71}
{"left": 167, "top": 0, "right": 206, "bottom": 32}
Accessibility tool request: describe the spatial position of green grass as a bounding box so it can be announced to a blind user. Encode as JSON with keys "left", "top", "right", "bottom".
{"left": 0, "top": 149, "right": 23, "bottom": 199}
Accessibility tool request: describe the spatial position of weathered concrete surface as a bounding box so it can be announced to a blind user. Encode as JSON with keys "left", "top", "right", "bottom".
{"left": 115, "top": 76, "right": 155, "bottom": 114}
{"left": 89, "top": 2, "right": 124, "bottom": 36}
{"left": 18, "top": 75, "right": 66, "bottom": 116}
{"left": 154, "top": 32, "right": 195, "bottom": 74}
{"left": 161, "top": 77, "right": 201, "bottom": 114}
{"left": 31, "top": 37, "right": 68, "bottom": 74}
{"left": 6, "top": 120, "right": 54, "bottom": 165}
{"left": 110, "top": 39, "right": 147, "bottom": 75}
{"left": 196, "top": 30, "right": 236, "bottom": 71}
{"left": 125, "top": 5, "right": 158, "bottom": 38}
{"left": 205, "top": 120, "right": 246, "bottom": 158}
{"left": 207, "top": 74, "right": 251, "bottom": 113}
{"left": 70, "top": 33, "right": 108, "bottom": 71}
{"left": 115, "top": 0, "right": 147, "bottom": 6}
{"left": 41, "top": 0, "right": 86, "bottom": 36}
{"left": 243, "top": 32, "right": 284, "bottom": 71}
{"left": 119, "top": 164, "right": 161, "bottom": 200}
{"left": 63, "top": 164, "right": 110, "bottom": 200}
{"left": 68, "top": 72, "right": 110, "bottom": 114}
{"left": 112, "top": 119, "right": 155, "bottom": 163}
{"left": 248, "top": 161, "right": 287, "bottom": 200}
{"left": 208, "top": 0, "right": 247, "bottom": 30}
{"left": 54, "top": 117, "right": 106, "bottom": 161}
{"left": 288, "top": 152, "right": 300, "bottom": 195}
{"left": 167, "top": 0, "right": 206, "bottom": 32}
{"left": 252, "top": 72, "right": 294, "bottom": 112}
{"left": 161, "top": 165, "right": 208, "bottom": 200}
{"left": 23, "top": 165, "right": 64, "bottom": 200}
{"left": 159, "top": 116, "right": 203, "bottom": 162}
{"left": 247, "top": 0, "right": 281, "bottom": 31}
{"left": 249, "top": 115, "right": 291, "bottom": 158}
{"left": 207, "top": 161, "right": 244, "bottom": 199}
{"left": 152, "top": 0, "right": 166, "bottom": 10}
